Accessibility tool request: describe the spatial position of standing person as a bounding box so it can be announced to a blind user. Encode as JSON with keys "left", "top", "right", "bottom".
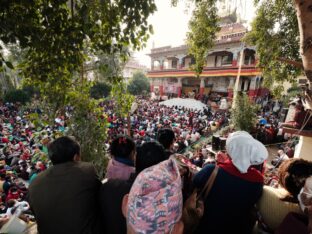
{"left": 157, "top": 128, "right": 176, "bottom": 158}
{"left": 105, "top": 135, "right": 136, "bottom": 181}
{"left": 28, "top": 136, "right": 101, "bottom": 234}
{"left": 193, "top": 131, "right": 268, "bottom": 234}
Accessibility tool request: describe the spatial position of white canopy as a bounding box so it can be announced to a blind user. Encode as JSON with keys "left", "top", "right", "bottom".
{"left": 159, "top": 98, "right": 207, "bottom": 112}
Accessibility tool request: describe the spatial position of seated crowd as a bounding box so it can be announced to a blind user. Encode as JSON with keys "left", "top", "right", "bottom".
{"left": 0, "top": 94, "right": 310, "bottom": 233}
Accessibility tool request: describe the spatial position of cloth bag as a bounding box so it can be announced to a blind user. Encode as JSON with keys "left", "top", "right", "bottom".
{"left": 182, "top": 166, "right": 219, "bottom": 234}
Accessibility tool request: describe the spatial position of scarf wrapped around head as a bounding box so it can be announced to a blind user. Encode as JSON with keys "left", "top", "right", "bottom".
{"left": 226, "top": 131, "right": 268, "bottom": 173}
{"left": 127, "top": 158, "right": 182, "bottom": 234}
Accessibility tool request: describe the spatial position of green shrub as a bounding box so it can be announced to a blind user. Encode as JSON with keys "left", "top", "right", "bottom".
{"left": 231, "top": 92, "right": 258, "bottom": 132}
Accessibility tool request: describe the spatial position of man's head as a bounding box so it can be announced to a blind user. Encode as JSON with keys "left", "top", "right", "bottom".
{"left": 122, "top": 158, "right": 183, "bottom": 234}
{"left": 48, "top": 136, "right": 80, "bottom": 165}
{"left": 157, "top": 128, "right": 175, "bottom": 150}
{"left": 136, "top": 141, "right": 167, "bottom": 174}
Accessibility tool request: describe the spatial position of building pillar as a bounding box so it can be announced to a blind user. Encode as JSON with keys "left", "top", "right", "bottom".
{"left": 248, "top": 77, "right": 257, "bottom": 99}
{"left": 158, "top": 78, "right": 165, "bottom": 97}
{"left": 228, "top": 78, "right": 235, "bottom": 99}
{"left": 160, "top": 60, "right": 164, "bottom": 70}
{"left": 151, "top": 59, "right": 154, "bottom": 71}
{"left": 243, "top": 78, "right": 249, "bottom": 91}
{"left": 294, "top": 136, "right": 312, "bottom": 161}
{"left": 232, "top": 50, "right": 239, "bottom": 67}
{"left": 150, "top": 83, "right": 154, "bottom": 92}
{"left": 199, "top": 78, "right": 205, "bottom": 96}
{"left": 177, "top": 55, "right": 184, "bottom": 69}
{"left": 159, "top": 83, "right": 164, "bottom": 96}
{"left": 177, "top": 78, "right": 183, "bottom": 97}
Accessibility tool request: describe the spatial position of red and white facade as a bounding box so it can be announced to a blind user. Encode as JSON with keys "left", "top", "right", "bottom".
{"left": 147, "top": 23, "right": 268, "bottom": 100}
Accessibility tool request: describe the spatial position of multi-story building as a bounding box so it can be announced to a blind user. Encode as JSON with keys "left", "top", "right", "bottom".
{"left": 147, "top": 22, "right": 267, "bottom": 100}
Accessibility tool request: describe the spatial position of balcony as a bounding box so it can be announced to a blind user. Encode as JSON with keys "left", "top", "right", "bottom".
{"left": 151, "top": 60, "right": 257, "bottom": 72}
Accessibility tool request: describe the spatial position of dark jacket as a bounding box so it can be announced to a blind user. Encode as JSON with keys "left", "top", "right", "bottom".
{"left": 193, "top": 164, "right": 263, "bottom": 234}
{"left": 98, "top": 178, "right": 133, "bottom": 234}
{"left": 29, "top": 161, "right": 101, "bottom": 234}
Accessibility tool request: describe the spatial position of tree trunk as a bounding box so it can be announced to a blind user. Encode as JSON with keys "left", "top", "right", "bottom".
{"left": 294, "top": 0, "right": 312, "bottom": 83}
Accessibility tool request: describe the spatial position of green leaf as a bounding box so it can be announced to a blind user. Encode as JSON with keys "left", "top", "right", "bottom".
{"left": 5, "top": 61, "right": 14, "bottom": 69}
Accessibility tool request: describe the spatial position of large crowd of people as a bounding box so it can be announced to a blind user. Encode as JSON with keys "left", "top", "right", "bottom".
{"left": 0, "top": 92, "right": 310, "bottom": 233}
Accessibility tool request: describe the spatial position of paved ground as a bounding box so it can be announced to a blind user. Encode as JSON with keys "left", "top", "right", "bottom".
{"left": 266, "top": 146, "right": 279, "bottom": 167}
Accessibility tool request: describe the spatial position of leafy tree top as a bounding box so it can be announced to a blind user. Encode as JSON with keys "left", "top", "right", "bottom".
{"left": 187, "top": 0, "right": 220, "bottom": 77}
{"left": 244, "top": 0, "right": 302, "bottom": 92}
{"left": 0, "top": 0, "right": 156, "bottom": 85}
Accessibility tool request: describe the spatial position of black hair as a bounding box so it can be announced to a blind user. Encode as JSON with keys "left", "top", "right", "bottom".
{"left": 48, "top": 136, "right": 80, "bottom": 165}
{"left": 136, "top": 141, "right": 167, "bottom": 174}
{"left": 110, "top": 135, "right": 135, "bottom": 159}
{"left": 157, "top": 128, "right": 175, "bottom": 150}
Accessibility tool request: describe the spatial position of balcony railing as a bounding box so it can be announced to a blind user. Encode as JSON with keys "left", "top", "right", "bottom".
{"left": 151, "top": 61, "right": 257, "bottom": 72}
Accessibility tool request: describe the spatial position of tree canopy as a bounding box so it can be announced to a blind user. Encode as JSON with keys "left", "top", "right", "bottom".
{"left": 0, "top": 0, "right": 157, "bottom": 174}
{"left": 244, "top": 0, "right": 301, "bottom": 92}
{"left": 127, "top": 72, "right": 150, "bottom": 95}
{"left": 0, "top": 0, "right": 156, "bottom": 106}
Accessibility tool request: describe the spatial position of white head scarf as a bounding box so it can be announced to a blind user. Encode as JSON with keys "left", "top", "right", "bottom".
{"left": 226, "top": 131, "right": 268, "bottom": 173}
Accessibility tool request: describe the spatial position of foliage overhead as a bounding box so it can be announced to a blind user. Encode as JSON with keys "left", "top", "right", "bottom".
{"left": 0, "top": 0, "right": 156, "bottom": 106}
{"left": 127, "top": 72, "right": 150, "bottom": 95}
{"left": 0, "top": 1, "right": 157, "bottom": 171}
{"left": 186, "top": 0, "right": 220, "bottom": 77}
{"left": 245, "top": 0, "right": 302, "bottom": 90}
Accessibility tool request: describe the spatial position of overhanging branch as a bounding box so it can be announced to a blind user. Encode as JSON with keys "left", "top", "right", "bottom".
{"left": 277, "top": 57, "right": 304, "bottom": 69}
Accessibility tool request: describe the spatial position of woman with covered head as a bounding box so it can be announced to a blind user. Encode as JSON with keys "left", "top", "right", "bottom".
{"left": 193, "top": 131, "right": 268, "bottom": 234}
{"left": 122, "top": 158, "right": 184, "bottom": 234}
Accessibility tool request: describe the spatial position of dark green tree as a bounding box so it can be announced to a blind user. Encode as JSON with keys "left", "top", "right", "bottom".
{"left": 90, "top": 82, "right": 111, "bottom": 99}
{"left": 127, "top": 72, "right": 150, "bottom": 95}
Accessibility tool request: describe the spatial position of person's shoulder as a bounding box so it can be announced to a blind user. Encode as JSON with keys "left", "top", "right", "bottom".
{"left": 200, "top": 164, "right": 216, "bottom": 173}
{"left": 72, "top": 161, "right": 97, "bottom": 175}
{"left": 193, "top": 164, "right": 216, "bottom": 187}
{"left": 29, "top": 168, "right": 50, "bottom": 191}
{"left": 101, "top": 179, "right": 132, "bottom": 193}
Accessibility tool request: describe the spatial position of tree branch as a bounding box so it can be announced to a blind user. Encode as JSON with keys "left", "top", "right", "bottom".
{"left": 277, "top": 57, "right": 304, "bottom": 69}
